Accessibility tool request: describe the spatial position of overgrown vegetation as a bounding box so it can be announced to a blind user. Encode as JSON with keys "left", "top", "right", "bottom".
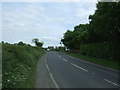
{"left": 0, "top": 43, "right": 2, "bottom": 73}
{"left": 0, "top": 43, "right": 2, "bottom": 89}
{"left": 2, "top": 42, "right": 45, "bottom": 88}
{"left": 80, "top": 42, "right": 120, "bottom": 60}
{"left": 61, "top": 2, "right": 120, "bottom": 61}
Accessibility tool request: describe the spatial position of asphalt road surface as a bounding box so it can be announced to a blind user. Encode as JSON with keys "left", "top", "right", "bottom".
{"left": 44, "top": 51, "right": 120, "bottom": 88}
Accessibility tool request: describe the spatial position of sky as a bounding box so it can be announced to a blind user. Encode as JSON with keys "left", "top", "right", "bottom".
{"left": 2, "top": 0, "right": 97, "bottom": 2}
{"left": 1, "top": 2, "right": 97, "bottom": 47}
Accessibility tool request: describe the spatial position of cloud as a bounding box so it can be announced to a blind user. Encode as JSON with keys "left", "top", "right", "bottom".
{"left": 2, "top": 3, "right": 46, "bottom": 36}
{"left": 2, "top": 2, "right": 96, "bottom": 47}
{"left": 2, "top": 0, "right": 97, "bottom": 2}
{"left": 39, "top": 36, "right": 60, "bottom": 47}
{"left": 75, "top": 3, "right": 96, "bottom": 24}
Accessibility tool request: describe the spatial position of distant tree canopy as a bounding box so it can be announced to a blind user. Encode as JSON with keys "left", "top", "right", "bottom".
{"left": 13, "top": 41, "right": 31, "bottom": 46}
{"left": 17, "top": 41, "right": 26, "bottom": 46}
{"left": 61, "top": 2, "right": 120, "bottom": 50}
{"left": 32, "top": 38, "right": 43, "bottom": 47}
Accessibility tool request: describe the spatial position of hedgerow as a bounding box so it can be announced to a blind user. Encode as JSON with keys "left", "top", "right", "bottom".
{"left": 80, "top": 42, "right": 120, "bottom": 60}
{"left": 2, "top": 42, "right": 45, "bottom": 88}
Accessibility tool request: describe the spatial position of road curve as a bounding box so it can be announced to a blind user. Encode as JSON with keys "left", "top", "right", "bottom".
{"left": 45, "top": 51, "right": 120, "bottom": 88}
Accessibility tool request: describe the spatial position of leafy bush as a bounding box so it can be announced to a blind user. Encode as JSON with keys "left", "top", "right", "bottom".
{"left": 80, "top": 42, "right": 120, "bottom": 60}
{"left": 2, "top": 43, "right": 45, "bottom": 88}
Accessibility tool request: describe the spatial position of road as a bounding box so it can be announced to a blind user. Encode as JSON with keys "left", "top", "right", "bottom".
{"left": 43, "top": 51, "right": 120, "bottom": 88}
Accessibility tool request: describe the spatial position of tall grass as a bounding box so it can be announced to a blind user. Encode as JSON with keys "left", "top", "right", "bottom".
{"left": 2, "top": 42, "right": 45, "bottom": 88}
{"left": 0, "top": 43, "right": 2, "bottom": 74}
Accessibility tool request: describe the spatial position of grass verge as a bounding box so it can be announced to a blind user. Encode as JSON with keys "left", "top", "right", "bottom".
{"left": 2, "top": 42, "right": 45, "bottom": 88}
{"left": 65, "top": 52, "right": 120, "bottom": 71}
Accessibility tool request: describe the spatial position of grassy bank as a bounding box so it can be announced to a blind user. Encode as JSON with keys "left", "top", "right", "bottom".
{"left": 2, "top": 42, "right": 45, "bottom": 88}
{"left": 65, "top": 52, "right": 120, "bottom": 70}
{"left": 0, "top": 43, "right": 2, "bottom": 89}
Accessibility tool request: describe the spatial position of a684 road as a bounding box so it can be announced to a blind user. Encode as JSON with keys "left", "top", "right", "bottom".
{"left": 38, "top": 51, "right": 120, "bottom": 88}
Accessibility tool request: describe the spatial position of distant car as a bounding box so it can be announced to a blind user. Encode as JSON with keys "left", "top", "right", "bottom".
{"left": 47, "top": 49, "right": 50, "bottom": 51}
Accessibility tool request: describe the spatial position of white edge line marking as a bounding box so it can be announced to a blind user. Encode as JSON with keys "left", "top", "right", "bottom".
{"left": 104, "top": 79, "right": 120, "bottom": 87}
{"left": 71, "top": 63, "right": 88, "bottom": 72}
{"left": 63, "top": 58, "right": 68, "bottom": 62}
{"left": 45, "top": 54, "right": 59, "bottom": 88}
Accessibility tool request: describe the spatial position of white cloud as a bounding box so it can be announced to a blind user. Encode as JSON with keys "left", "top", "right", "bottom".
{"left": 2, "top": 4, "right": 46, "bottom": 33}
{"left": 75, "top": 3, "right": 96, "bottom": 24}
{"left": 40, "top": 36, "right": 59, "bottom": 41}
{"left": 39, "top": 36, "right": 60, "bottom": 47}
{"left": 2, "top": 2, "right": 96, "bottom": 47}
{"left": 2, "top": 0, "right": 97, "bottom": 2}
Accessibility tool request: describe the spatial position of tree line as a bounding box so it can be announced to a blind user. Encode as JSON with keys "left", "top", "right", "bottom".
{"left": 61, "top": 2, "right": 120, "bottom": 60}
{"left": 2, "top": 38, "right": 44, "bottom": 47}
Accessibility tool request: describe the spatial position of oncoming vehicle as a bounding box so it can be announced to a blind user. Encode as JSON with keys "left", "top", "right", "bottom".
{"left": 47, "top": 49, "right": 50, "bottom": 51}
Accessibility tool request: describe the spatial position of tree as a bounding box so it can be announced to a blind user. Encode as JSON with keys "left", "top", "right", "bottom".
{"left": 61, "top": 30, "right": 75, "bottom": 49}
{"left": 89, "top": 2, "right": 120, "bottom": 42}
{"left": 17, "top": 41, "right": 26, "bottom": 46}
{"left": 32, "top": 38, "right": 43, "bottom": 47}
{"left": 73, "top": 24, "right": 90, "bottom": 44}
{"left": 61, "top": 2, "right": 120, "bottom": 53}
{"left": 32, "top": 38, "right": 39, "bottom": 44}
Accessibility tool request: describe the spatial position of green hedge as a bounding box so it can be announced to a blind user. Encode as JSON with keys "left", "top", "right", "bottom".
{"left": 80, "top": 42, "right": 120, "bottom": 60}
{"left": 2, "top": 43, "right": 45, "bottom": 88}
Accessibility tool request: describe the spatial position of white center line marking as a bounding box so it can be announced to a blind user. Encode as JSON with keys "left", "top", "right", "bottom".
{"left": 71, "top": 63, "right": 88, "bottom": 72}
{"left": 104, "top": 79, "right": 120, "bottom": 87}
{"left": 63, "top": 58, "right": 68, "bottom": 62}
